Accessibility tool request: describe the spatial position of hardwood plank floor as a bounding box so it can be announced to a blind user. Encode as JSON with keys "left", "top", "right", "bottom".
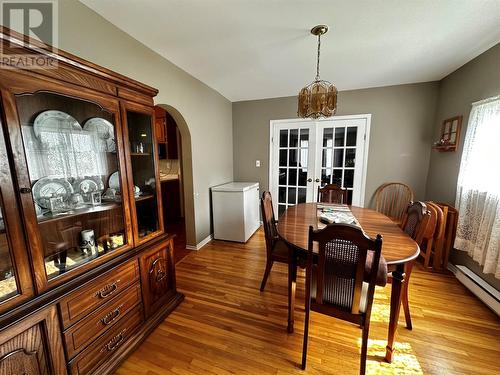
{"left": 117, "top": 229, "right": 500, "bottom": 374}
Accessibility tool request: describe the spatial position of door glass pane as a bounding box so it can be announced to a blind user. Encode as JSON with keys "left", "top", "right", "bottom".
{"left": 288, "top": 187, "right": 296, "bottom": 204}
{"left": 298, "top": 188, "right": 307, "bottom": 203}
{"left": 335, "top": 128, "right": 345, "bottom": 147}
{"left": 321, "top": 169, "right": 331, "bottom": 185}
{"left": 126, "top": 111, "right": 160, "bottom": 239}
{"left": 279, "top": 130, "right": 288, "bottom": 147}
{"left": 299, "top": 129, "right": 309, "bottom": 148}
{"left": 278, "top": 204, "right": 286, "bottom": 217}
{"left": 323, "top": 128, "right": 333, "bottom": 147}
{"left": 288, "top": 168, "right": 297, "bottom": 186}
{"left": 16, "top": 92, "right": 127, "bottom": 280}
{"left": 279, "top": 150, "right": 287, "bottom": 166}
{"left": 344, "top": 170, "right": 354, "bottom": 188}
{"left": 298, "top": 169, "right": 308, "bottom": 186}
{"left": 278, "top": 187, "right": 286, "bottom": 203}
{"left": 0, "top": 196, "right": 18, "bottom": 302}
{"left": 289, "top": 129, "right": 298, "bottom": 148}
{"left": 345, "top": 148, "right": 356, "bottom": 167}
{"left": 334, "top": 149, "right": 344, "bottom": 168}
{"left": 333, "top": 169, "right": 343, "bottom": 186}
{"left": 289, "top": 149, "right": 298, "bottom": 166}
{"left": 346, "top": 127, "right": 357, "bottom": 146}
{"left": 279, "top": 168, "right": 287, "bottom": 185}
{"left": 322, "top": 149, "right": 332, "bottom": 168}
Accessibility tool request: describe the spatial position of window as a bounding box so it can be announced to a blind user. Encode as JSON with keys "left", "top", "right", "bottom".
{"left": 455, "top": 96, "right": 500, "bottom": 278}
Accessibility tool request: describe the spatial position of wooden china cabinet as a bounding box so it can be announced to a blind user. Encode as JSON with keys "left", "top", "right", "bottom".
{"left": 0, "top": 28, "right": 183, "bottom": 374}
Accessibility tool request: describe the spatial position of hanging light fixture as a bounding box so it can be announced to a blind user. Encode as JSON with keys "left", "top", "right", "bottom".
{"left": 298, "top": 25, "right": 338, "bottom": 118}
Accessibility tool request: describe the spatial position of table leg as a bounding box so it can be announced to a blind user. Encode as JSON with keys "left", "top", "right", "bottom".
{"left": 386, "top": 263, "right": 405, "bottom": 362}
{"left": 287, "top": 255, "right": 297, "bottom": 333}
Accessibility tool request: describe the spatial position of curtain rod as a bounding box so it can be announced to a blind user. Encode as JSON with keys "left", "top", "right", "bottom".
{"left": 472, "top": 95, "right": 500, "bottom": 106}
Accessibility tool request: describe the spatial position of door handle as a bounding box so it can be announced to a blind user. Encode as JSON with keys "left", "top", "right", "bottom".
{"left": 307, "top": 178, "right": 312, "bottom": 182}
{"left": 315, "top": 178, "right": 320, "bottom": 183}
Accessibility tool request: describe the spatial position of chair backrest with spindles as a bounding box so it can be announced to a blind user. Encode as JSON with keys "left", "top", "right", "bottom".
{"left": 375, "top": 182, "right": 414, "bottom": 224}
{"left": 317, "top": 184, "right": 348, "bottom": 204}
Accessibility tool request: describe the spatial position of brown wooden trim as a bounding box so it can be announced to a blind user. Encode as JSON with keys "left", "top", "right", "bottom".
{"left": 0, "top": 26, "right": 158, "bottom": 98}
{"left": 0, "top": 233, "right": 174, "bottom": 329}
{"left": 0, "top": 99, "right": 34, "bottom": 314}
{"left": 120, "top": 101, "right": 165, "bottom": 247}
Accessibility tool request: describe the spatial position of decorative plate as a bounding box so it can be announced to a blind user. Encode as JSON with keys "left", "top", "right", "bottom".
{"left": 83, "top": 118, "right": 116, "bottom": 152}
{"left": 32, "top": 176, "right": 74, "bottom": 209}
{"left": 33, "top": 110, "right": 81, "bottom": 138}
{"left": 108, "top": 171, "right": 120, "bottom": 190}
{"left": 73, "top": 176, "right": 104, "bottom": 195}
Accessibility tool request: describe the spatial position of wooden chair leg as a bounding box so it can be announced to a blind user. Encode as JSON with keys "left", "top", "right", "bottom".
{"left": 360, "top": 325, "right": 369, "bottom": 375}
{"left": 402, "top": 262, "right": 414, "bottom": 330}
{"left": 260, "top": 259, "right": 273, "bottom": 292}
{"left": 423, "top": 239, "right": 433, "bottom": 268}
{"left": 301, "top": 296, "right": 311, "bottom": 370}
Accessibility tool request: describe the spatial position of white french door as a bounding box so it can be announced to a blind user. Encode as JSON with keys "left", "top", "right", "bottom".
{"left": 269, "top": 115, "right": 371, "bottom": 216}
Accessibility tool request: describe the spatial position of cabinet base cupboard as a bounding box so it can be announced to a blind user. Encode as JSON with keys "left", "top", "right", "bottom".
{"left": 0, "top": 27, "right": 183, "bottom": 374}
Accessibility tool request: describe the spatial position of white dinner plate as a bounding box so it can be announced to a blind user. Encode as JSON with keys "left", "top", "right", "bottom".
{"left": 33, "top": 110, "right": 81, "bottom": 138}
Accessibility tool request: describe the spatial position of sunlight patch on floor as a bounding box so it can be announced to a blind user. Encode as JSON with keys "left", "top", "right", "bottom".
{"left": 362, "top": 339, "right": 423, "bottom": 375}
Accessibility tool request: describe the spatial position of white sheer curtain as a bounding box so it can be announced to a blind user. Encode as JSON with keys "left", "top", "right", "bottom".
{"left": 454, "top": 96, "right": 500, "bottom": 278}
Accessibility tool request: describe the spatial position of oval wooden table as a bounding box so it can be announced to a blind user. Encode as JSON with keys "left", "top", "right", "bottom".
{"left": 277, "top": 203, "right": 420, "bottom": 363}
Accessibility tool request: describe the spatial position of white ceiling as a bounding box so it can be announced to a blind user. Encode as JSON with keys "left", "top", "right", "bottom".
{"left": 81, "top": 0, "right": 500, "bottom": 102}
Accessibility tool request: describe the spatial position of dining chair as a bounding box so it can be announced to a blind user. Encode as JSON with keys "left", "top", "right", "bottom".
{"left": 374, "top": 182, "right": 414, "bottom": 224}
{"left": 301, "top": 223, "right": 383, "bottom": 375}
{"left": 317, "top": 183, "right": 348, "bottom": 204}
{"left": 423, "top": 202, "right": 445, "bottom": 269}
{"left": 391, "top": 201, "right": 432, "bottom": 330}
{"left": 259, "top": 191, "right": 294, "bottom": 291}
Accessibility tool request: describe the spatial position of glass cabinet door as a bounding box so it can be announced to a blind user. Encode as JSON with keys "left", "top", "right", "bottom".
{"left": 0, "top": 119, "right": 33, "bottom": 311}
{"left": 123, "top": 104, "right": 163, "bottom": 243}
{"left": 8, "top": 91, "right": 132, "bottom": 290}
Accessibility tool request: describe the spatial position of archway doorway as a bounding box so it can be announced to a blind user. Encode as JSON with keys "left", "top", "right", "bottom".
{"left": 154, "top": 105, "right": 195, "bottom": 263}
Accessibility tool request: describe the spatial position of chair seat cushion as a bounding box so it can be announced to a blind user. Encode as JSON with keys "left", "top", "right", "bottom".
{"left": 365, "top": 252, "right": 388, "bottom": 287}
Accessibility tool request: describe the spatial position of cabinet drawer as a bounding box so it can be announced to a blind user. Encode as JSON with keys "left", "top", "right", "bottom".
{"left": 68, "top": 305, "right": 143, "bottom": 375}
{"left": 63, "top": 282, "right": 142, "bottom": 359}
{"left": 59, "top": 260, "right": 140, "bottom": 328}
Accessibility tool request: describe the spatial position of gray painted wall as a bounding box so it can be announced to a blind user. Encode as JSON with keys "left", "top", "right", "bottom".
{"left": 425, "top": 43, "right": 500, "bottom": 289}
{"left": 233, "top": 83, "right": 439, "bottom": 207}
{"left": 59, "top": 0, "right": 233, "bottom": 246}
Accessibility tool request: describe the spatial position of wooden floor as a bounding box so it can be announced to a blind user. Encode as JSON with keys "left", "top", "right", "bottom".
{"left": 117, "top": 229, "right": 500, "bottom": 375}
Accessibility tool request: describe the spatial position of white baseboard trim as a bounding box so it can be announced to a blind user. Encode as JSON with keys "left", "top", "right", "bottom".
{"left": 185, "top": 234, "right": 213, "bottom": 251}
{"left": 448, "top": 264, "right": 500, "bottom": 316}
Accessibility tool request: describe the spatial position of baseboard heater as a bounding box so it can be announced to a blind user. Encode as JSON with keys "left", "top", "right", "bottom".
{"left": 448, "top": 264, "right": 500, "bottom": 316}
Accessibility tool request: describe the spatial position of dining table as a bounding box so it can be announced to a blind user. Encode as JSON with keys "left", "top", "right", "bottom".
{"left": 277, "top": 202, "right": 420, "bottom": 363}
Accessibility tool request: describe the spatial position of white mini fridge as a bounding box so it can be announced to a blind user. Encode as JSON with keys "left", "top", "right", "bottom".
{"left": 212, "top": 182, "right": 260, "bottom": 242}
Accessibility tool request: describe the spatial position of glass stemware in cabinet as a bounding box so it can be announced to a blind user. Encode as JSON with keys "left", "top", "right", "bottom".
{"left": 15, "top": 92, "right": 129, "bottom": 281}
{"left": 126, "top": 110, "right": 160, "bottom": 239}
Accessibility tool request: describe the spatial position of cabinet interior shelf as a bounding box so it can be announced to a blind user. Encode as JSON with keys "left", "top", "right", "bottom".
{"left": 37, "top": 202, "right": 122, "bottom": 224}
{"left": 130, "top": 152, "right": 151, "bottom": 156}
{"left": 135, "top": 194, "right": 155, "bottom": 202}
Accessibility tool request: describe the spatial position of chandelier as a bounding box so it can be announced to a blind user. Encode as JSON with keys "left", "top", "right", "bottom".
{"left": 298, "top": 25, "right": 338, "bottom": 118}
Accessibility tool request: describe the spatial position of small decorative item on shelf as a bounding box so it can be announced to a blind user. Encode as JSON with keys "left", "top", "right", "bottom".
{"left": 433, "top": 115, "right": 462, "bottom": 152}
{"left": 48, "top": 196, "right": 65, "bottom": 213}
{"left": 90, "top": 191, "right": 101, "bottom": 206}
{"left": 109, "top": 232, "right": 124, "bottom": 249}
{"left": 80, "top": 229, "right": 96, "bottom": 256}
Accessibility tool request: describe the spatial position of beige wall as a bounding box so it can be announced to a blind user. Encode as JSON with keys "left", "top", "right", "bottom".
{"left": 425, "top": 43, "right": 500, "bottom": 203}
{"left": 233, "top": 83, "right": 439, "bottom": 206}
{"left": 425, "top": 43, "right": 500, "bottom": 289}
{"left": 59, "top": 0, "right": 233, "bottom": 246}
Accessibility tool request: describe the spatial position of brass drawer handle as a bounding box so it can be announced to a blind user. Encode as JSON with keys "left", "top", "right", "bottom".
{"left": 97, "top": 280, "right": 120, "bottom": 299}
{"left": 100, "top": 329, "right": 127, "bottom": 353}
{"left": 100, "top": 304, "right": 124, "bottom": 326}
